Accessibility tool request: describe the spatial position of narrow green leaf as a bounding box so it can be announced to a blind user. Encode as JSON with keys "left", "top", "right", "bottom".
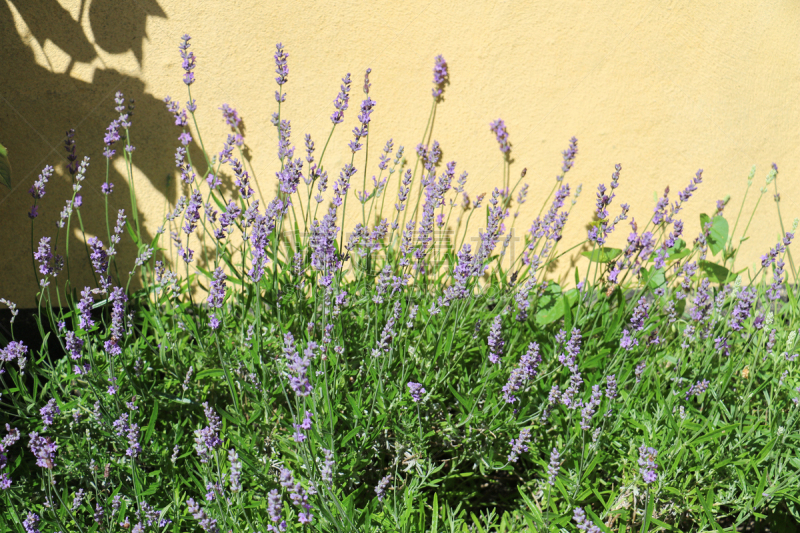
{"left": 144, "top": 400, "right": 159, "bottom": 443}
{"left": 585, "top": 507, "right": 612, "bottom": 533}
{"left": 341, "top": 426, "right": 360, "bottom": 446}
{"left": 641, "top": 491, "right": 654, "bottom": 533}
{"left": 432, "top": 492, "right": 439, "bottom": 533}
{"left": 581, "top": 247, "right": 622, "bottom": 263}
{"left": 701, "top": 489, "right": 723, "bottom": 531}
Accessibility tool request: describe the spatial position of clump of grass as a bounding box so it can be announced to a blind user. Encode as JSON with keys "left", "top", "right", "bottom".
{"left": 2, "top": 35, "right": 800, "bottom": 533}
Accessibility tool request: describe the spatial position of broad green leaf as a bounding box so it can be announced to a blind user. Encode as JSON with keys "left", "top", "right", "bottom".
{"left": 700, "top": 214, "right": 729, "bottom": 256}
{"left": 0, "top": 142, "right": 10, "bottom": 189}
{"left": 535, "top": 283, "right": 562, "bottom": 326}
{"left": 698, "top": 260, "right": 733, "bottom": 284}
{"left": 581, "top": 247, "right": 622, "bottom": 263}
{"left": 535, "top": 284, "right": 578, "bottom": 326}
{"left": 641, "top": 267, "right": 666, "bottom": 290}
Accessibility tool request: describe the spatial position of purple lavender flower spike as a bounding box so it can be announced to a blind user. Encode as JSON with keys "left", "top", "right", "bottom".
{"left": 274, "top": 43, "right": 288, "bottom": 102}
{"left": 28, "top": 432, "right": 57, "bottom": 469}
{"left": 375, "top": 474, "right": 392, "bottom": 501}
{"left": 490, "top": 119, "right": 511, "bottom": 155}
{"left": 207, "top": 267, "right": 227, "bottom": 329}
{"left": 29, "top": 165, "right": 53, "bottom": 200}
{"left": 179, "top": 34, "right": 196, "bottom": 86}
{"left": 283, "top": 332, "right": 313, "bottom": 396}
{"left": 559, "top": 137, "right": 578, "bottom": 180}
{"left": 331, "top": 73, "right": 352, "bottom": 124}
{"left": 487, "top": 315, "right": 504, "bottom": 364}
{"left": 193, "top": 402, "right": 223, "bottom": 464}
{"left": 187, "top": 498, "right": 219, "bottom": 533}
{"left": 23, "top": 512, "right": 41, "bottom": 533}
{"left": 502, "top": 342, "right": 541, "bottom": 403}
{"left": 547, "top": 447, "right": 560, "bottom": 485}
{"left": 573, "top": 507, "right": 601, "bottom": 533}
{"left": 407, "top": 382, "right": 426, "bottom": 402}
{"left": 267, "top": 489, "right": 287, "bottom": 531}
{"left": 219, "top": 103, "right": 241, "bottom": 128}
{"left": 40, "top": 399, "right": 60, "bottom": 427}
{"left": 507, "top": 428, "right": 531, "bottom": 463}
{"left": 638, "top": 444, "right": 658, "bottom": 484}
{"left": 432, "top": 55, "right": 448, "bottom": 100}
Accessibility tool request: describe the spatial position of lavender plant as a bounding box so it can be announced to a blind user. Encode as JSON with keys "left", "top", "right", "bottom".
{"left": 2, "top": 35, "right": 800, "bottom": 533}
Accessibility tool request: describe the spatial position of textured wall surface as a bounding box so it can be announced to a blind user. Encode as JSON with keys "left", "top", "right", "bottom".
{"left": 1, "top": 0, "right": 799, "bottom": 306}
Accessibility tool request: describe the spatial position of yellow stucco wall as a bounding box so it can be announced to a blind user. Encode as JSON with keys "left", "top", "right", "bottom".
{"left": 2, "top": 0, "right": 799, "bottom": 307}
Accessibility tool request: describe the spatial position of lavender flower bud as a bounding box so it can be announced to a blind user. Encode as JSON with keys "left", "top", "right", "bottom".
{"left": 502, "top": 342, "right": 541, "bottom": 403}
{"left": 375, "top": 474, "right": 392, "bottom": 501}
{"left": 28, "top": 432, "right": 57, "bottom": 469}
{"left": 431, "top": 55, "right": 448, "bottom": 100}
{"left": 320, "top": 448, "right": 335, "bottom": 487}
{"left": 179, "top": 35, "right": 196, "bottom": 86}
{"left": 274, "top": 43, "right": 288, "bottom": 102}
{"left": 490, "top": 119, "right": 511, "bottom": 155}
{"left": 331, "top": 73, "right": 351, "bottom": 124}
{"left": 638, "top": 444, "right": 658, "bottom": 484}
{"left": 40, "top": 399, "right": 60, "bottom": 427}
{"left": 487, "top": 315, "right": 504, "bottom": 364}
{"left": 547, "top": 447, "right": 560, "bottom": 485}
{"left": 573, "top": 507, "right": 601, "bottom": 533}
{"left": 407, "top": 382, "right": 426, "bottom": 402}
{"left": 228, "top": 448, "right": 242, "bottom": 492}
{"left": 507, "top": 428, "right": 531, "bottom": 463}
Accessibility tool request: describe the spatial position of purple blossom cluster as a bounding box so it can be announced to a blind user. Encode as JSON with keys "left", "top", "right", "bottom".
{"left": 40, "top": 399, "right": 59, "bottom": 427}
{"left": 34, "top": 237, "right": 63, "bottom": 287}
{"left": 573, "top": 507, "right": 601, "bottom": 533}
{"left": 112, "top": 411, "right": 141, "bottom": 457}
{"left": 207, "top": 267, "right": 227, "bottom": 329}
{"left": 547, "top": 447, "right": 560, "bottom": 485}
{"left": 283, "top": 333, "right": 313, "bottom": 396}
{"left": 0, "top": 341, "right": 28, "bottom": 374}
{"left": 349, "top": 70, "right": 375, "bottom": 153}
{"left": 28, "top": 432, "right": 57, "bottom": 470}
{"left": 588, "top": 164, "right": 629, "bottom": 245}
{"left": 292, "top": 411, "right": 313, "bottom": 443}
{"left": 686, "top": 379, "right": 710, "bottom": 399}
{"left": 280, "top": 468, "right": 313, "bottom": 524}
{"left": 490, "top": 119, "right": 511, "bottom": 155}
{"left": 507, "top": 428, "right": 531, "bottom": 463}
{"left": 432, "top": 55, "right": 448, "bottom": 100}
{"left": 503, "top": 342, "right": 541, "bottom": 403}
{"left": 638, "top": 444, "right": 658, "bottom": 484}
{"left": 187, "top": 498, "right": 219, "bottom": 533}
{"left": 408, "top": 382, "right": 426, "bottom": 403}
{"left": 267, "top": 489, "right": 287, "bottom": 531}
{"left": 0, "top": 424, "right": 21, "bottom": 489}
{"left": 193, "top": 402, "right": 223, "bottom": 463}
{"left": 559, "top": 137, "right": 578, "bottom": 180}
{"left": 274, "top": 43, "right": 289, "bottom": 102}
{"left": 487, "top": 315, "right": 504, "bottom": 364}
{"left": 179, "top": 34, "right": 196, "bottom": 86}
{"left": 331, "top": 73, "right": 351, "bottom": 124}
{"left": 375, "top": 474, "right": 392, "bottom": 501}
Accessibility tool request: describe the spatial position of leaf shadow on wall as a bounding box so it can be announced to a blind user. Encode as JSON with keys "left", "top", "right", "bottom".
{"left": 0, "top": 0, "right": 222, "bottom": 308}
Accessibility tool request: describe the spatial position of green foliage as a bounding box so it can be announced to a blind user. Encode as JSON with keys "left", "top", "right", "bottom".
{"left": 2, "top": 36, "right": 800, "bottom": 533}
